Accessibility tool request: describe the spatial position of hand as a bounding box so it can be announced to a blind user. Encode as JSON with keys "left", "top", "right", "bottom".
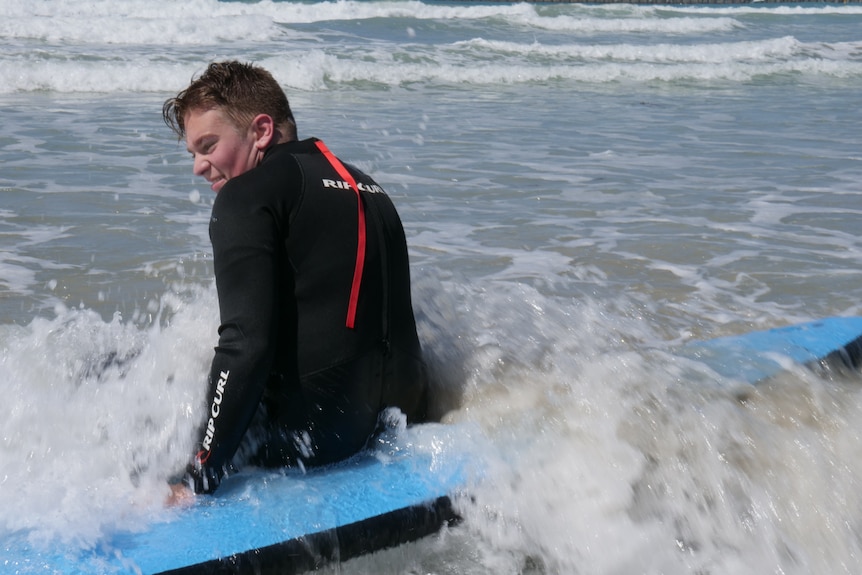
{"left": 166, "top": 482, "right": 195, "bottom": 507}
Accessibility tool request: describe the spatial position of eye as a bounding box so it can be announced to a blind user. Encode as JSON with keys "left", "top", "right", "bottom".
{"left": 189, "top": 138, "right": 217, "bottom": 158}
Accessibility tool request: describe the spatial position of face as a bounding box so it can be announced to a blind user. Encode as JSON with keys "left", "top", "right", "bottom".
{"left": 184, "top": 107, "right": 264, "bottom": 193}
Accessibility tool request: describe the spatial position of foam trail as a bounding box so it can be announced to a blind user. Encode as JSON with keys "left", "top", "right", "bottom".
{"left": 0, "top": 290, "right": 215, "bottom": 547}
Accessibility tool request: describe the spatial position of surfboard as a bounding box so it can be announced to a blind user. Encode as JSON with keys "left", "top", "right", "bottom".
{"left": 3, "top": 427, "right": 471, "bottom": 575}
{"left": 8, "top": 318, "right": 860, "bottom": 574}
{"left": 680, "top": 316, "right": 862, "bottom": 385}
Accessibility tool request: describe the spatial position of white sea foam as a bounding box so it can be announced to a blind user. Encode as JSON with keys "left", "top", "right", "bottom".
{"left": 668, "top": 3, "right": 862, "bottom": 15}
{"left": 458, "top": 36, "right": 804, "bottom": 63}
{"left": 1, "top": 0, "right": 860, "bottom": 94}
{"left": 0, "top": 294, "right": 212, "bottom": 547}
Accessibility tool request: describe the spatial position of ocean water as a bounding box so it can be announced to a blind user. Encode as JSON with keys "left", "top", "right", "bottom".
{"left": 2, "top": 0, "right": 862, "bottom": 573}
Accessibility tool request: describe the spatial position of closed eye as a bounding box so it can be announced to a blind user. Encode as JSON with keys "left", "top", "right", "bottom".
{"left": 188, "top": 137, "right": 216, "bottom": 157}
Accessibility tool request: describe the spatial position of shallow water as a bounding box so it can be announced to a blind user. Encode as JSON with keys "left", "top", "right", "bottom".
{"left": 2, "top": 1, "right": 862, "bottom": 573}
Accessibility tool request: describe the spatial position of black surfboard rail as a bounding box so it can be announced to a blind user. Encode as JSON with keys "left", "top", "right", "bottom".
{"left": 157, "top": 496, "right": 460, "bottom": 575}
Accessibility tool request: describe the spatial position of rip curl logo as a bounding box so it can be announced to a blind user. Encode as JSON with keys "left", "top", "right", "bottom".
{"left": 322, "top": 179, "right": 384, "bottom": 194}
{"left": 197, "top": 369, "right": 230, "bottom": 464}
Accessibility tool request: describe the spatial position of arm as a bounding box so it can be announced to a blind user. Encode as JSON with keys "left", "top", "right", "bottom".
{"left": 184, "top": 184, "right": 280, "bottom": 494}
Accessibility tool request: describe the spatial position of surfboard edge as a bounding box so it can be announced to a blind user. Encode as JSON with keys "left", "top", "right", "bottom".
{"left": 155, "top": 495, "right": 461, "bottom": 575}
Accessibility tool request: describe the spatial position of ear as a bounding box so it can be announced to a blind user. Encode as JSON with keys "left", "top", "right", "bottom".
{"left": 250, "top": 114, "right": 276, "bottom": 149}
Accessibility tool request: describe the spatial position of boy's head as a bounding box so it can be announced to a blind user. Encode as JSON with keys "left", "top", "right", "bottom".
{"left": 163, "top": 61, "right": 297, "bottom": 142}
{"left": 164, "top": 61, "right": 297, "bottom": 193}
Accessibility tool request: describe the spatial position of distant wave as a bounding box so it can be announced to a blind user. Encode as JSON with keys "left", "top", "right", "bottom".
{"left": 1, "top": 0, "right": 860, "bottom": 94}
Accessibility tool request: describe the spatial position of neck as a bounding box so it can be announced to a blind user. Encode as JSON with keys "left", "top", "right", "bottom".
{"left": 272, "top": 125, "right": 298, "bottom": 146}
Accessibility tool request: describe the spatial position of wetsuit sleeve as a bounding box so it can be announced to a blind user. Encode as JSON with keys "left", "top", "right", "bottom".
{"left": 185, "top": 184, "right": 280, "bottom": 494}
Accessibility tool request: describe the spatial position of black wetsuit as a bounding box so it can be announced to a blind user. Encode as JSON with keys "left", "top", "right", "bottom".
{"left": 184, "top": 138, "right": 427, "bottom": 494}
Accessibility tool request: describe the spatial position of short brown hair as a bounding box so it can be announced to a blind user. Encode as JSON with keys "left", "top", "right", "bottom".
{"left": 162, "top": 61, "right": 297, "bottom": 141}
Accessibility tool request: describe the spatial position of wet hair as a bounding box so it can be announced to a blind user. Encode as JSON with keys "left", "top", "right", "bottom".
{"left": 162, "top": 60, "right": 297, "bottom": 141}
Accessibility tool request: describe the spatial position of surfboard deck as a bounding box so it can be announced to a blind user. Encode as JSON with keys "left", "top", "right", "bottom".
{"left": 3, "top": 434, "right": 470, "bottom": 575}
{"left": 680, "top": 316, "right": 862, "bottom": 384}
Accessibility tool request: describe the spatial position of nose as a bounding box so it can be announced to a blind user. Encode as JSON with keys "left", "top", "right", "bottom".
{"left": 192, "top": 154, "right": 209, "bottom": 178}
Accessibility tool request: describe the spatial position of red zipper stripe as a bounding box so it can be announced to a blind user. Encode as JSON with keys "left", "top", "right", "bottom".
{"left": 315, "top": 140, "right": 366, "bottom": 329}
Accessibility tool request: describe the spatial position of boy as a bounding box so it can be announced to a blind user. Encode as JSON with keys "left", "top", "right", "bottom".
{"left": 162, "top": 61, "right": 428, "bottom": 501}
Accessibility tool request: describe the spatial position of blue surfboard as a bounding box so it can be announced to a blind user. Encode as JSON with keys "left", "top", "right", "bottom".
{"left": 680, "top": 316, "right": 862, "bottom": 384}
{"left": 7, "top": 318, "right": 860, "bottom": 574}
{"left": 3, "top": 429, "right": 471, "bottom": 575}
